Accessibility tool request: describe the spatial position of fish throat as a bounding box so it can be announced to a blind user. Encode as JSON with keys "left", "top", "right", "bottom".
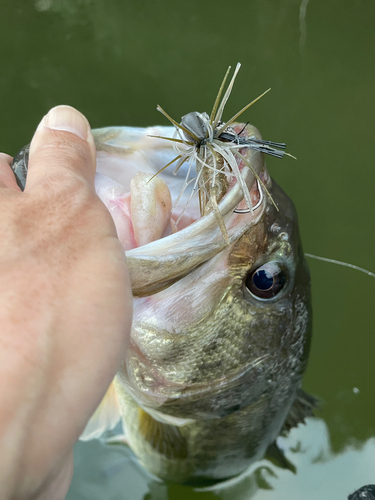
{"left": 198, "top": 146, "right": 228, "bottom": 213}
{"left": 197, "top": 145, "right": 230, "bottom": 239}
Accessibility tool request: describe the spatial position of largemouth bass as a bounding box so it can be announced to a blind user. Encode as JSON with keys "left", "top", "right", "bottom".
{"left": 11, "top": 121, "right": 314, "bottom": 484}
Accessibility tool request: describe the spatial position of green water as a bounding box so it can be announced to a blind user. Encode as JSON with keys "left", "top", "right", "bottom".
{"left": 1, "top": 1, "right": 374, "bottom": 498}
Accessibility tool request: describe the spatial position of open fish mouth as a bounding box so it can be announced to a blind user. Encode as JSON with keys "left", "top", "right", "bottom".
{"left": 93, "top": 123, "right": 268, "bottom": 296}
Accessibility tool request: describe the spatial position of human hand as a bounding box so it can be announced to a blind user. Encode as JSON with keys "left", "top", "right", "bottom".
{"left": 0, "top": 106, "right": 132, "bottom": 500}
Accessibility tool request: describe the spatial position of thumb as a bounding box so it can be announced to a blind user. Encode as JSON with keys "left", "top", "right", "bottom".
{"left": 26, "top": 105, "right": 96, "bottom": 192}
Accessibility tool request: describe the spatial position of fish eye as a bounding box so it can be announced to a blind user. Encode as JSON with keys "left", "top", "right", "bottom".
{"left": 246, "top": 262, "right": 287, "bottom": 299}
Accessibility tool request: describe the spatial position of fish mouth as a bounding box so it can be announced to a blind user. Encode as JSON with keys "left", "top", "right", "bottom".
{"left": 93, "top": 124, "right": 267, "bottom": 296}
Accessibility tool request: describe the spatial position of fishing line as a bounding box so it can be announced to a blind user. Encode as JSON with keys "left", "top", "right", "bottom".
{"left": 305, "top": 253, "right": 375, "bottom": 278}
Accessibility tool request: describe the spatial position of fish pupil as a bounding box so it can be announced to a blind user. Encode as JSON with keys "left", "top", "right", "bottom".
{"left": 253, "top": 269, "right": 274, "bottom": 291}
{"left": 246, "top": 262, "right": 287, "bottom": 299}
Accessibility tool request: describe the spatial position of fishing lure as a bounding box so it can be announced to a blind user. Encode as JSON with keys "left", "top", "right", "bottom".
{"left": 151, "top": 63, "right": 294, "bottom": 240}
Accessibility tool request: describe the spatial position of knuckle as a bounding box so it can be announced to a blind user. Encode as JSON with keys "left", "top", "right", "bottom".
{"left": 33, "top": 137, "right": 90, "bottom": 167}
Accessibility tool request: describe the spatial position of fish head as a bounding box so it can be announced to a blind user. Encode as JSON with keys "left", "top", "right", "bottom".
{"left": 91, "top": 124, "right": 311, "bottom": 422}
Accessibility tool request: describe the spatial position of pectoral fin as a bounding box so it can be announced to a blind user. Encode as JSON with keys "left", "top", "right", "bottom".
{"left": 80, "top": 380, "right": 122, "bottom": 441}
{"left": 265, "top": 441, "right": 296, "bottom": 473}
{"left": 265, "top": 389, "right": 318, "bottom": 473}
{"left": 282, "top": 388, "right": 319, "bottom": 433}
